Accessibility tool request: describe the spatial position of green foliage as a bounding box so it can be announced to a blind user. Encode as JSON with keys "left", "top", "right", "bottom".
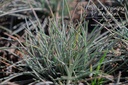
{"left": 22, "top": 17, "right": 116, "bottom": 84}
{"left": 91, "top": 52, "right": 106, "bottom": 85}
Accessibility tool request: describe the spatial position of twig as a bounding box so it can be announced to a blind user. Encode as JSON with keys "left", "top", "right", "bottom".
{"left": 116, "top": 71, "right": 121, "bottom": 85}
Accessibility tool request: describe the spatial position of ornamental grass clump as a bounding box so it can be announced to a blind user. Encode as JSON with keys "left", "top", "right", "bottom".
{"left": 21, "top": 17, "right": 117, "bottom": 84}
